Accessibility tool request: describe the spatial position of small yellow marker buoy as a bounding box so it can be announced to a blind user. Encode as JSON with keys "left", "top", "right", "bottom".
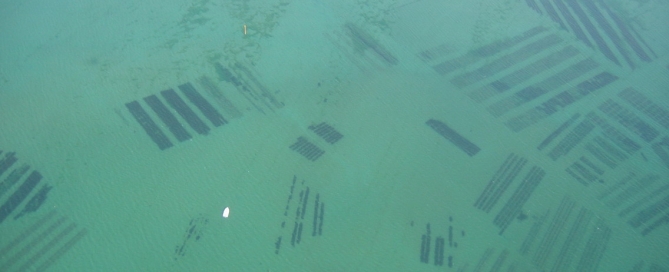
{"left": 243, "top": 24, "right": 247, "bottom": 35}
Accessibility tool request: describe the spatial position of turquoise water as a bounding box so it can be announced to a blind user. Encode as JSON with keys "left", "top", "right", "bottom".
{"left": 0, "top": 0, "right": 668, "bottom": 271}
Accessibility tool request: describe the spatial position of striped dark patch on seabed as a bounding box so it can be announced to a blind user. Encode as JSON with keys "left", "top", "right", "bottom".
{"left": 0, "top": 210, "right": 87, "bottom": 271}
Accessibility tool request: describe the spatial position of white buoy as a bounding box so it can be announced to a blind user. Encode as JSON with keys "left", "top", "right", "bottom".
{"left": 222, "top": 207, "right": 230, "bottom": 218}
